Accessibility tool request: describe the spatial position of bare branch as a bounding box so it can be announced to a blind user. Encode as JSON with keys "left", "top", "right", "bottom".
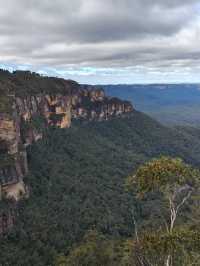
{"left": 176, "top": 190, "right": 193, "bottom": 214}
{"left": 131, "top": 208, "right": 139, "bottom": 243}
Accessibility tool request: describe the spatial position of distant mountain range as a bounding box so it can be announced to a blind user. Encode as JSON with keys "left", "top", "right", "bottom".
{"left": 101, "top": 84, "right": 200, "bottom": 126}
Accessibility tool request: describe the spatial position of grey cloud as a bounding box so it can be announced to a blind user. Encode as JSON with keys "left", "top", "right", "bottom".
{"left": 0, "top": 0, "right": 196, "bottom": 40}
{"left": 0, "top": 0, "right": 199, "bottom": 81}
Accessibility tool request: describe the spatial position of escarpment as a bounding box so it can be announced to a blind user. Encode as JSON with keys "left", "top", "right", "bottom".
{"left": 0, "top": 70, "right": 134, "bottom": 233}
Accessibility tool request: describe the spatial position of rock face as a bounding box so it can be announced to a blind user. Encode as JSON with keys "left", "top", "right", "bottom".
{"left": 72, "top": 86, "right": 133, "bottom": 120}
{"left": 0, "top": 113, "right": 28, "bottom": 204}
{"left": 0, "top": 70, "right": 134, "bottom": 233}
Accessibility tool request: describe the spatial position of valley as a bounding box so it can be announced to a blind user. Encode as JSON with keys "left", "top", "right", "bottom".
{"left": 103, "top": 84, "right": 200, "bottom": 126}
{"left": 0, "top": 71, "right": 200, "bottom": 265}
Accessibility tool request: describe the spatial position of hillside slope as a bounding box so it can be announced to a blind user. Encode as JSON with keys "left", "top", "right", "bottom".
{"left": 1, "top": 112, "right": 200, "bottom": 265}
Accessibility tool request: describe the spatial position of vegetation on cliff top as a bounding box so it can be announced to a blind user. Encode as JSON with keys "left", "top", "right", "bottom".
{"left": 0, "top": 69, "right": 80, "bottom": 98}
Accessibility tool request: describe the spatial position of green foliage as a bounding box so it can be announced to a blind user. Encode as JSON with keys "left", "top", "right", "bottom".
{"left": 30, "top": 114, "right": 47, "bottom": 133}
{"left": 1, "top": 113, "right": 200, "bottom": 265}
{"left": 20, "top": 114, "right": 47, "bottom": 142}
{"left": 49, "top": 113, "right": 65, "bottom": 125}
{"left": 127, "top": 157, "right": 200, "bottom": 265}
{"left": 0, "top": 153, "right": 14, "bottom": 168}
{"left": 55, "top": 227, "right": 200, "bottom": 266}
{"left": 0, "top": 70, "right": 80, "bottom": 118}
{"left": 0, "top": 199, "right": 15, "bottom": 213}
{"left": 127, "top": 157, "right": 200, "bottom": 196}
{"left": 56, "top": 230, "right": 139, "bottom": 266}
{"left": 0, "top": 93, "right": 13, "bottom": 114}
{"left": 0, "top": 118, "right": 139, "bottom": 265}
{"left": 127, "top": 156, "right": 200, "bottom": 230}
{"left": 0, "top": 70, "right": 80, "bottom": 97}
{"left": 138, "top": 227, "right": 200, "bottom": 265}
{"left": 56, "top": 230, "right": 117, "bottom": 266}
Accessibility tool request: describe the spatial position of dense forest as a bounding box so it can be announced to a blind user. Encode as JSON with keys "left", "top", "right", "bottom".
{"left": 1, "top": 111, "right": 200, "bottom": 265}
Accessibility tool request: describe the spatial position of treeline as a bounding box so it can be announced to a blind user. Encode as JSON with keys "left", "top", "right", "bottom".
{"left": 0, "top": 69, "right": 79, "bottom": 100}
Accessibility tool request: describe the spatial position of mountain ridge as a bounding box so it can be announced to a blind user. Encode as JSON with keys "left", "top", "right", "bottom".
{"left": 101, "top": 84, "right": 200, "bottom": 126}
{"left": 0, "top": 70, "right": 133, "bottom": 233}
{"left": 1, "top": 71, "right": 200, "bottom": 264}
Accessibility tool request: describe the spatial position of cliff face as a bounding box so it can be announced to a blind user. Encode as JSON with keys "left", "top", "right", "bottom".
{"left": 0, "top": 70, "right": 133, "bottom": 233}
{"left": 72, "top": 86, "right": 133, "bottom": 120}
{"left": 0, "top": 113, "right": 28, "bottom": 202}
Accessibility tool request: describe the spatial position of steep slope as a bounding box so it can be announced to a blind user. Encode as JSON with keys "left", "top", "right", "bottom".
{"left": 0, "top": 70, "right": 133, "bottom": 200}
{"left": 0, "top": 70, "right": 133, "bottom": 235}
{"left": 1, "top": 112, "right": 200, "bottom": 265}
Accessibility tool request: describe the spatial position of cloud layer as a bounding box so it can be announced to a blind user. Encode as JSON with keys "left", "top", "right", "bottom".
{"left": 0, "top": 0, "right": 200, "bottom": 83}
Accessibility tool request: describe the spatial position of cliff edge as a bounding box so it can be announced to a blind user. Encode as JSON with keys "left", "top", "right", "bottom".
{"left": 0, "top": 70, "right": 133, "bottom": 233}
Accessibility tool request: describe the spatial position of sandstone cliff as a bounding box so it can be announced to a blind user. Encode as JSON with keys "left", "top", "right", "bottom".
{"left": 0, "top": 70, "right": 133, "bottom": 233}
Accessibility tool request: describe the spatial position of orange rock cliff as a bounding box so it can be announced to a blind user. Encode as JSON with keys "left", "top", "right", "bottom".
{"left": 0, "top": 70, "right": 134, "bottom": 233}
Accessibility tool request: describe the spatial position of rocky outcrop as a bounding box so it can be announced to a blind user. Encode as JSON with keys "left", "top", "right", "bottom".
{"left": 72, "top": 86, "right": 133, "bottom": 120}
{"left": 0, "top": 70, "right": 134, "bottom": 233}
{"left": 0, "top": 113, "right": 28, "bottom": 202}
{"left": 0, "top": 88, "right": 133, "bottom": 199}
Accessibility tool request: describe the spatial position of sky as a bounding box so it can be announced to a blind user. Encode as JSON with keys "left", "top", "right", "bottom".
{"left": 0, "top": 0, "right": 200, "bottom": 84}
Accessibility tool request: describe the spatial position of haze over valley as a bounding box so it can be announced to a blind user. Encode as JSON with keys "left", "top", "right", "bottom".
{"left": 103, "top": 84, "right": 200, "bottom": 126}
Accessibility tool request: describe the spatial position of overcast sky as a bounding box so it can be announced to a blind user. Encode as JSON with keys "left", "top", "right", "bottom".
{"left": 0, "top": 0, "right": 200, "bottom": 84}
